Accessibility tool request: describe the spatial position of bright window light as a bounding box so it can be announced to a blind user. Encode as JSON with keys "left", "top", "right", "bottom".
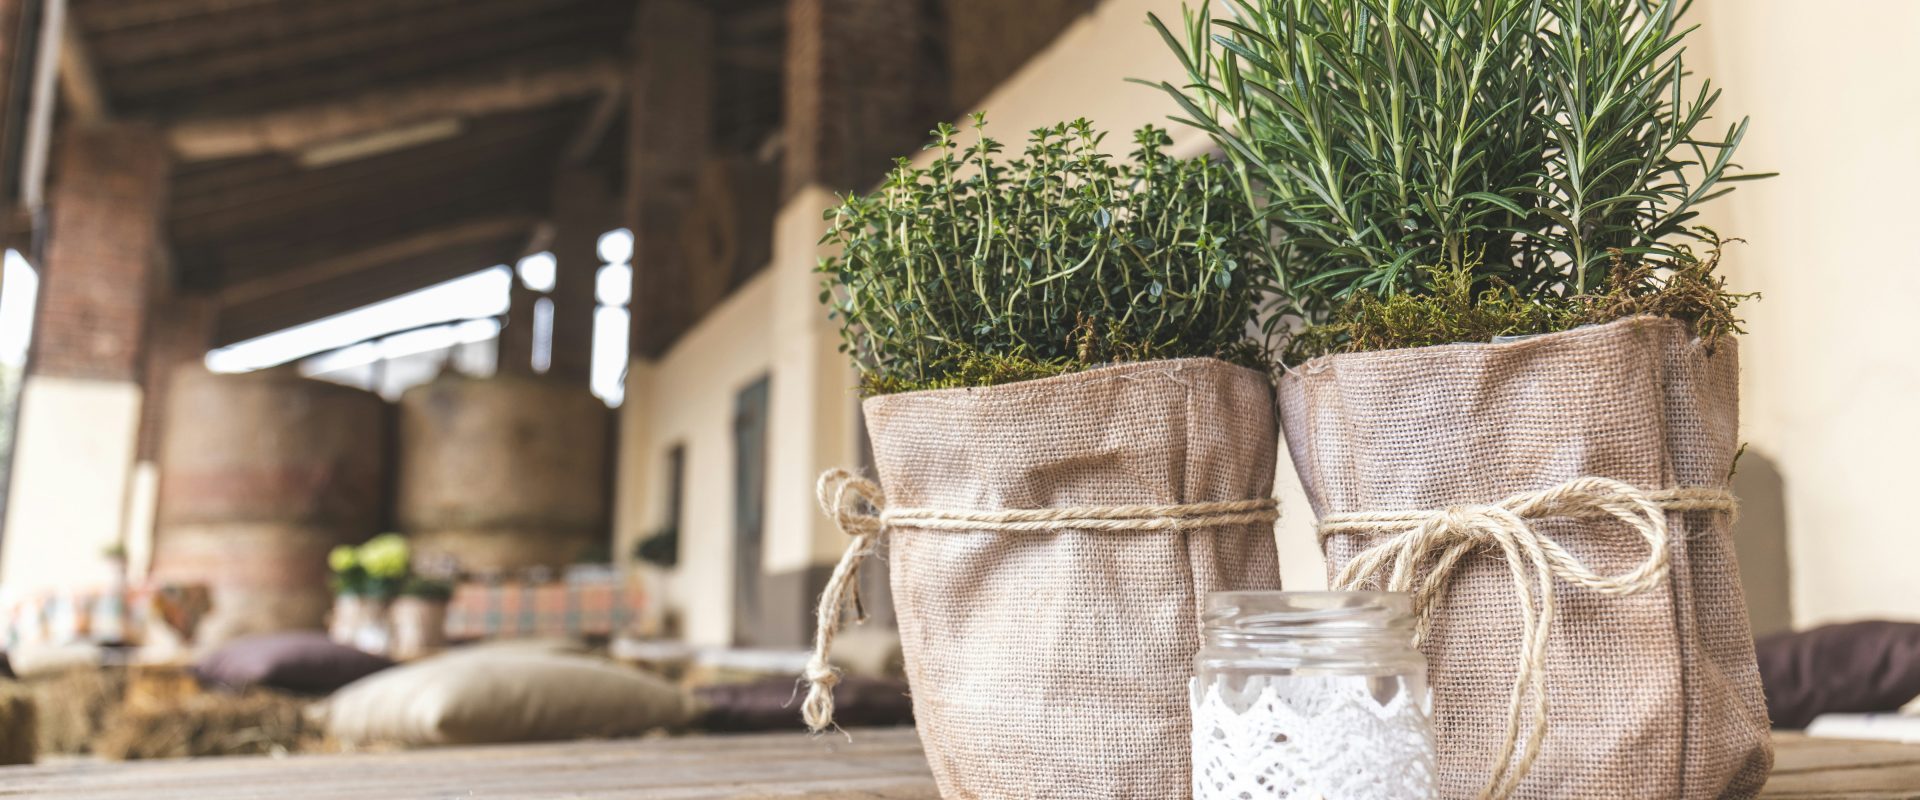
{"left": 596, "top": 263, "right": 632, "bottom": 307}
{"left": 596, "top": 228, "right": 633, "bottom": 265}
{"left": 0, "top": 250, "right": 39, "bottom": 366}
{"left": 591, "top": 305, "right": 628, "bottom": 406}
{"left": 301, "top": 318, "right": 501, "bottom": 376}
{"left": 516, "top": 251, "right": 557, "bottom": 293}
{"left": 207, "top": 267, "right": 511, "bottom": 373}
{"left": 531, "top": 296, "right": 555, "bottom": 374}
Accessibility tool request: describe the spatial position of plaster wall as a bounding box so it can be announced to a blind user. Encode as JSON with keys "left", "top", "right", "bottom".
{"left": 1690, "top": 0, "right": 1920, "bottom": 631}
{"left": 0, "top": 376, "right": 141, "bottom": 591}
{"left": 616, "top": 270, "right": 777, "bottom": 647}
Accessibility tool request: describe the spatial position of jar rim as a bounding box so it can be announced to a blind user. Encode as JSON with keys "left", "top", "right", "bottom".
{"left": 1203, "top": 590, "right": 1416, "bottom": 634}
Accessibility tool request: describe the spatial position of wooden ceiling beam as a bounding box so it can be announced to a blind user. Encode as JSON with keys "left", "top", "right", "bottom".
{"left": 214, "top": 236, "right": 523, "bottom": 346}
{"left": 88, "top": 0, "right": 461, "bottom": 68}
{"left": 57, "top": 13, "right": 110, "bottom": 125}
{"left": 165, "top": 56, "right": 620, "bottom": 161}
{"left": 76, "top": 0, "right": 283, "bottom": 35}
{"left": 183, "top": 177, "right": 548, "bottom": 270}
{"left": 106, "top": 0, "right": 606, "bottom": 97}
{"left": 215, "top": 214, "right": 536, "bottom": 308}
{"left": 117, "top": 8, "right": 628, "bottom": 116}
{"left": 170, "top": 112, "right": 571, "bottom": 221}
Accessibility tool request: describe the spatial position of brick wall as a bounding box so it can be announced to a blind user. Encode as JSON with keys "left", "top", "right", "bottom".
{"left": 782, "top": 0, "right": 946, "bottom": 196}
{"left": 29, "top": 124, "right": 171, "bottom": 382}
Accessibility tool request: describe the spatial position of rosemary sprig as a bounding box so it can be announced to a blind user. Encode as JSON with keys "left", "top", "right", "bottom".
{"left": 1147, "top": 0, "right": 1771, "bottom": 327}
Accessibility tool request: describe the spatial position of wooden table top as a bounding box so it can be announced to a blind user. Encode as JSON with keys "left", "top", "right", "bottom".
{"left": 1, "top": 728, "right": 1915, "bottom": 799}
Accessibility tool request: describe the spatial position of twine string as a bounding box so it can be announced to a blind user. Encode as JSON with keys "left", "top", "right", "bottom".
{"left": 1318, "top": 477, "right": 1737, "bottom": 800}
{"left": 802, "top": 467, "right": 1280, "bottom": 733}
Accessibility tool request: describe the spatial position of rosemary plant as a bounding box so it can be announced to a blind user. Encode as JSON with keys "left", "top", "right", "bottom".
{"left": 820, "top": 117, "right": 1270, "bottom": 395}
{"left": 1147, "top": 0, "right": 1769, "bottom": 326}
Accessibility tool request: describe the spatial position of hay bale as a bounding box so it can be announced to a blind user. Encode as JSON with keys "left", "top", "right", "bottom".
{"left": 92, "top": 690, "right": 326, "bottom": 761}
{"left": 0, "top": 682, "right": 36, "bottom": 765}
{"left": 25, "top": 668, "right": 126, "bottom": 755}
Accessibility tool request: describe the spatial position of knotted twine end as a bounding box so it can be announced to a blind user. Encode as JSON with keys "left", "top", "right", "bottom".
{"left": 802, "top": 468, "right": 884, "bottom": 734}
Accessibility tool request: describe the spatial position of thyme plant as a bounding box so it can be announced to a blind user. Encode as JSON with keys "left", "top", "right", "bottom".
{"left": 820, "top": 117, "right": 1270, "bottom": 394}
{"left": 1148, "top": 0, "right": 1769, "bottom": 326}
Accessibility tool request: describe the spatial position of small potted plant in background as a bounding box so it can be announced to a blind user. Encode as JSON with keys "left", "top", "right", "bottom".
{"left": 805, "top": 117, "right": 1279, "bottom": 799}
{"left": 1154, "top": 0, "right": 1773, "bottom": 796}
{"left": 390, "top": 574, "right": 453, "bottom": 661}
{"left": 327, "top": 533, "right": 412, "bottom": 656}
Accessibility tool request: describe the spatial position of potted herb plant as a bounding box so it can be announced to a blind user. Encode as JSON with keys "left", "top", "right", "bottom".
{"left": 1153, "top": 1, "right": 1773, "bottom": 797}
{"left": 327, "top": 533, "right": 413, "bottom": 656}
{"left": 805, "top": 118, "right": 1280, "bottom": 798}
{"left": 390, "top": 575, "right": 453, "bottom": 660}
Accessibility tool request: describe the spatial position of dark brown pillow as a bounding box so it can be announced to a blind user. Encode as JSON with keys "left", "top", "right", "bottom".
{"left": 1756, "top": 620, "right": 1920, "bottom": 729}
{"left": 195, "top": 632, "right": 394, "bottom": 695}
{"left": 693, "top": 675, "right": 913, "bottom": 732}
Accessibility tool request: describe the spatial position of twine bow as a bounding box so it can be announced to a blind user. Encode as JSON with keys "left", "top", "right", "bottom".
{"left": 803, "top": 467, "right": 1279, "bottom": 733}
{"left": 1317, "top": 476, "right": 1737, "bottom": 800}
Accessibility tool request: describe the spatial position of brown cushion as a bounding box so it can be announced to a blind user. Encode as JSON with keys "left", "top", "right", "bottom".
{"left": 322, "top": 650, "right": 696, "bottom": 746}
{"left": 694, "top": 675, "right": 913, "bottom": 732}
{"left": 194, "top": 632, "right": 393, "bottom": 695}
{"left": 1757, "top": 621, "right": 1920, "bottom": 729}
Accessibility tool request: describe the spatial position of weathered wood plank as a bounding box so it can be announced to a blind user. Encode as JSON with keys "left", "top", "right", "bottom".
{"left": 5, "top": 729, "right": 1919, "bottom": 799}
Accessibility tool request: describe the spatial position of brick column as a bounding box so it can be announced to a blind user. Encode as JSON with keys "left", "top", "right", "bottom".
{"left": 550, "top": 168, "right": 615, "bottom": 384}
{"left": 625, "top": 0, "right": 712, "bottom": 360}
{"left": 781, "top": 0, "right": 944, "bottom": 196}
{"left": 1, "top": 124, "right": 170, "bottom": 591}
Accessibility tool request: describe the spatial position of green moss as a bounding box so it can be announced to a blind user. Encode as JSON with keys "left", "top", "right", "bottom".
{"left": 862, "top": 315, "right": 1271, "bottom": 395}
{"left": 1286, "top": 235, "right": 1755, "bottom": 363}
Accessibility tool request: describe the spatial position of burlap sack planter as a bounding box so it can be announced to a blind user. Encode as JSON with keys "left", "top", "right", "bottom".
{"left": 1276, "top": 316, "right": 1772, "bottom": 799}
{"left": 840, "top": 357, "right": 1283, "bottom": 799}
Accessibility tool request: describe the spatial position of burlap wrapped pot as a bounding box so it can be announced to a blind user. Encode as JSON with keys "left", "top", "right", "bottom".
{"left": 823, "top": 358, "right": 1283, "bottom": 799}
{"left": 1277, "top": 316, "right": 1772, "bottom": 799}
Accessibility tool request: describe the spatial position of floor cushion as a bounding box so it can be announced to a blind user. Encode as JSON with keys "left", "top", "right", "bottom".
{"left": 1757, "top": 620, "right": 1920, "bottom": 729}
{"left": 195, "top": 632, "right": 393, "bottom": 695}
{"left": 322, "top": 649, "right": 696, "bottom": 746}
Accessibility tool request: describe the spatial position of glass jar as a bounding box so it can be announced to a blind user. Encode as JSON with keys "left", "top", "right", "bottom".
{"left": 1191, "top": 591, "right": 1437, "bottom": 800}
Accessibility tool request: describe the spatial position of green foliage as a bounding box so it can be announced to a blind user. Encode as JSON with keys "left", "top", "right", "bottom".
{"left": 819, "top": 116, "right": 1271, "bottom": 395}
{"left": 1147, "top": 0, "right": 1769, "bottom": 324}
{"left": 1285, "top": 235, "right": 1755, "bottom": 361}
{"left": 328, "top": 533, "right": 413, "bottom": 598}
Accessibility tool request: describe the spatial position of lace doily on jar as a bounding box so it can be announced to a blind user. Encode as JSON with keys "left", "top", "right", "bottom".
{"left": 1191, "top": 674, "right": 1437, "bottom": 800}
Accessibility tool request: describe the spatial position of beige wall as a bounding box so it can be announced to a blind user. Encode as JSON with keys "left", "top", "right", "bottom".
{"left": 1, "top": 376, "right": 142, "bottom": 591}
{"left": 1692, "top": 0, "right": 1920, "bottom": 630}
{"left": 617, "top": 271, "right": 775, "bottom": 646}
{"left": 616, "top": 188, "right": 865, "bottom": 647}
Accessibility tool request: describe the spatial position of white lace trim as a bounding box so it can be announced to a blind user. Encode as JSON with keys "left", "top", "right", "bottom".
{"left": 1191, "top": 674, "right": 1438, "bottom": 800}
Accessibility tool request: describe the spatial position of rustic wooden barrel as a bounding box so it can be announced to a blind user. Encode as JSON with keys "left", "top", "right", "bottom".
{"left": 396, "top": 372, "right": 609, "bottom": 575}
{"left": 152, "top": 366, "right": 389, "bottom": 641}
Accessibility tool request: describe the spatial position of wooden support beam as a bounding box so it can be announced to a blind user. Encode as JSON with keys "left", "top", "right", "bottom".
{"left": 548, "top": 168, "right": 615, "bottom": 382}
{"left": 56, "top": 10, "right": 107, "bottom": 125}
{"left": 166, "top": 56, "right": 621, "bottom": 162}
{"left": 215, "top": 215, "right": 536, "bottom": 308}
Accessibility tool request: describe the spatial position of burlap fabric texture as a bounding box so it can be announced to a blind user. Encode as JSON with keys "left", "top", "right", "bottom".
{"left": 859, "top": 358, "right": 1283, "bottom": 800}
{"left": 1277, "top": 316, "right": 1772, "bottom": 799}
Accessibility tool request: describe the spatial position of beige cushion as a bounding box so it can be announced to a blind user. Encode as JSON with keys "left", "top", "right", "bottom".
{"left": 322, "top": 650, "right": 695, "bottom": 746}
